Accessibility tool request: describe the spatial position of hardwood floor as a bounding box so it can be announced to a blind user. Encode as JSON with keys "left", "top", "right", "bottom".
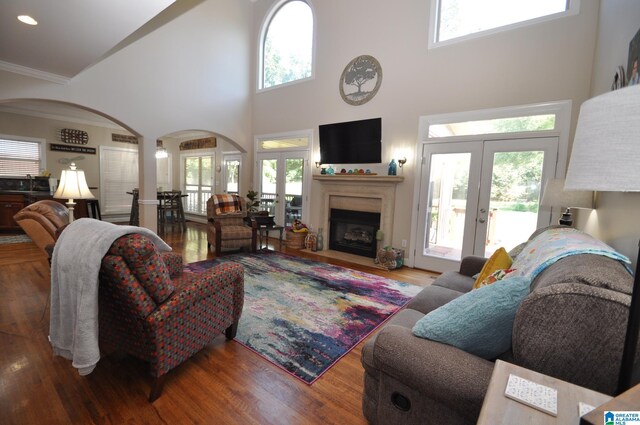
{"left": 0, "top": 222, "right": 437, "bottom": 425}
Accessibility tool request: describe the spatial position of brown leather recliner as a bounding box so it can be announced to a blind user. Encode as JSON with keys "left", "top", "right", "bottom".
{"left": 13, "top": 200, "right": 69, "bottom": 257}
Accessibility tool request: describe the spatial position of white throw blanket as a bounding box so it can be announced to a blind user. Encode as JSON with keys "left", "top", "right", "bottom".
{"left": 49, "top": 218, "right": 171, "bottom": 375}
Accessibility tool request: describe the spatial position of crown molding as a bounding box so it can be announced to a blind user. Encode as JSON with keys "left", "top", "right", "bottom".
{"left": 0, "top": 60, "right": 70, "bottom": 85}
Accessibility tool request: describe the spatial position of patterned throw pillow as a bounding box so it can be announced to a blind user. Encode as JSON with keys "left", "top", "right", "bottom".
{"left": 473, "top": 247, "right": 513, "bottom": 289}
{"left": 475, "top": 268, "right": 517, "bottom": 289}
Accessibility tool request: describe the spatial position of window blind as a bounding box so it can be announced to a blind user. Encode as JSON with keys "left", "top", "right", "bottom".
{"left": 0, "top": 138, "right": 42, "bottom": 177}
{"left": 100, "top": 147, "right": 174, "bottom": 215}
{"left": 100, "top": 147, "right": 139, "bottom": 214}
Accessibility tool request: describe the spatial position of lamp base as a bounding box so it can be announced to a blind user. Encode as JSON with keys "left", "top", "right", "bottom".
{"left": 66, "top": 200, "right": 76, "bottom": 223}
{"left": 558, "top": 208, "right": 573, "bottom": 226}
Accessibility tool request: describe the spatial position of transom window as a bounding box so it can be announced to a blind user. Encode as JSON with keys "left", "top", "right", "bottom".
{"left": 260, "top": 0, "right": 313, "bottom": 90}
{"left": 428, "top": 114, "right": 556, "bottom": 138}
{"left": 430, "top": 0, "right": 578, "bottom": 47}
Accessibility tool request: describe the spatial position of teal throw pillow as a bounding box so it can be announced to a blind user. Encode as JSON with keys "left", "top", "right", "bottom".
{"left": 412, "top": 276, "right": 531, "bottom": 359}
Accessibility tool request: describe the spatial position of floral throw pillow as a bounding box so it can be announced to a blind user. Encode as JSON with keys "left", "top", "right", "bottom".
{"left": 475, "top": 268, "right": 517, "bottom": 289}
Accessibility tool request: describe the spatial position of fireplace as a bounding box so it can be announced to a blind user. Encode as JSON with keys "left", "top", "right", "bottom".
{"left": 329, "top": 208, "right": 380, "bottom": 258}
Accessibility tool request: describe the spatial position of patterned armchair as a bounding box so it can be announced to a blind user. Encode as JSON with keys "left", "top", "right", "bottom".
{"left": 98, "top": 233, "right": 244, "bottom": 401}
{"left": 206, "top": 195, "right": 257, "bottom": 256}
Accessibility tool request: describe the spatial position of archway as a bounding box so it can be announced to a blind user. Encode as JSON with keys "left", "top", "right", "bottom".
{"left": 157, "top": 129, "right": 248, "bottom": 223}
{"left": 0, "top": 98, "right": 147, "bottom": 225}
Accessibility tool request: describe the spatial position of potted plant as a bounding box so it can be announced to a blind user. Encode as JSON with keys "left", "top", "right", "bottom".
{"left": 246, "top": 190, "right": 260, "bottom": 213}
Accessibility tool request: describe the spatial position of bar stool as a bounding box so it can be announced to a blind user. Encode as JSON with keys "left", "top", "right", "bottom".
{"left": 158, "top": 190, "right": 186, "bottom": 231}
{"left": 87, "top": 199, "right": 102, "bottom": 220}
{"left": 129, "top": 189, "right": 139, "bottom": 226}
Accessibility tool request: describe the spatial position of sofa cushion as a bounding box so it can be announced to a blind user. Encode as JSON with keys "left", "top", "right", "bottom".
{"left": 473, "top": 247, "right": 512, "bottom": 289}
{"left": 532, "top": 253, "right": 633, "bottom": 294}
{"left": 412, "top": 276, "right": 531, "bottom": 359}
{"left": 405, "top": 284, "right": 467, "bottom": 315}
{"left": 433, "top": 270, "right": 476, "bottom": 293}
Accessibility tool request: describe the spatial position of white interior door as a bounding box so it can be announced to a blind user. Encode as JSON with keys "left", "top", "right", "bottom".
{"left": 256, "top": 151, "right": 308, "bottom": 227}
{"left": 414, "top": 136, "right": 558, "bottom": 272}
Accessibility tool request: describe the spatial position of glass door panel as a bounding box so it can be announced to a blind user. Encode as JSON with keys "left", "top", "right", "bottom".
{"left": 484, "top": 151, "right": 544, "bottom": 256}
{"left": 424, "top": 153, "right": 471, "bottom": 260}
{"left": 183, "top": 155, "right": 214, "bottom": 214}
{"left": 259, "top": 158, "right": 278, "bottom": 216}
{"left": 284, "top": 158, "right": 304, "bottom": 228}
{"left": 475, "top": 137, "right": 557, "bottom": 257}
{"left": 415, "top": 142, "right": 481, "bottom": 272}
{"left": 223, "top": 156, "right": 240, "bottom": 194}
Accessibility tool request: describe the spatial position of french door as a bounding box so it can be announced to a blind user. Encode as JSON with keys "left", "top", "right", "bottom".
{"left": 256, "top": 151, "right": 308, "bottom": 227}
{"left": 414, "top": 137, "right": 557, "bottom": 272}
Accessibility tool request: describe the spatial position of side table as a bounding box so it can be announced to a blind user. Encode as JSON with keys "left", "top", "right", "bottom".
{"left": 257, "top": 224, "right": 284, "bottom": 250}
{"left": 477, "top": 360, "right": 612, "bottom": 425}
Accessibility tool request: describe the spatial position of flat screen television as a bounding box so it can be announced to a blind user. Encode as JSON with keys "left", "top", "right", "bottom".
{"left": 319, "top": 117, "right": 382, "bottom": 164}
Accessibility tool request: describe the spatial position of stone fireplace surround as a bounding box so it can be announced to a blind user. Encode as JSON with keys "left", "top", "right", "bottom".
{"left": 313, "top": 175, "right": 404, "bottom": 253}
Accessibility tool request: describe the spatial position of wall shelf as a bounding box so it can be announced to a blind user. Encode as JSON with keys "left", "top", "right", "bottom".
{"left": 313, "top": 175, "right": 404, "bottom": 184}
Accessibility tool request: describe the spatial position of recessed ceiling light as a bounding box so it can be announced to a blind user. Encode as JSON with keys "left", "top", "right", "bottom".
{"left": 17, "top": 15, "right": 38, "bottom": 26}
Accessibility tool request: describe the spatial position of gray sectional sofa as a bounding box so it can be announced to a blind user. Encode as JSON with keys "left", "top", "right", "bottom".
{"left": 361, "top": 228, "right": 638, "bottom": 425}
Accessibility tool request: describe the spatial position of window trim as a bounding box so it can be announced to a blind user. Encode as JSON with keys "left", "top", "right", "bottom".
{"left": 0, "top": 134, "right": 46, "bottom": 177}
{"left": 257, "top": 0, "right": 316, "bottom": 92}
{"left": 428, "top": 0, "right": 581, "bottom": 50}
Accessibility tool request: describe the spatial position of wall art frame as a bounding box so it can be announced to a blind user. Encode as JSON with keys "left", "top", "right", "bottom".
{"left": 339, "top": 55, "right": 382, "bottom": 106}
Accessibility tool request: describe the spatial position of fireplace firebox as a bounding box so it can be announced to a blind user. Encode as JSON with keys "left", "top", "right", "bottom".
{"left": 329, "top": 208, "right": 380, "bottom": 258}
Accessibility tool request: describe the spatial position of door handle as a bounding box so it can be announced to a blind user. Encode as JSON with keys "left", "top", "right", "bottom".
{"left": 478, "top": 218, "right": 486, "bottom": 223}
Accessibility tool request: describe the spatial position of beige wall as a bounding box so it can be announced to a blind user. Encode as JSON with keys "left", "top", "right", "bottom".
{"left": 587, "top": 0, "right": 640, "bottom": 268}
{"left": 251, "top": 0, "right": 600, "bottom": 263}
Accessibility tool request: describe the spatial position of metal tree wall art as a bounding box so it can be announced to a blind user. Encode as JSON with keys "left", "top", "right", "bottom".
{"left": 339, "top": 55, "right": 382, "bottom": 106}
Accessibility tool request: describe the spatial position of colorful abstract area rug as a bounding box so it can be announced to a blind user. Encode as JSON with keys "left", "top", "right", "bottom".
{"left": 0, "top": 234, "right": 31, "bottom": 245}
{"left": 184, "top": 251, "right": 421, "bottom": 384}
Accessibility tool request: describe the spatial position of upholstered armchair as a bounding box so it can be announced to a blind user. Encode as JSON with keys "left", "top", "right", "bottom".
{"left": 13, "top": 200, "right": 69, "bottom": 258}
{"left": 98, "top": 233, "right": 245, "bottom": 401}
{"left": 206, "top": 195, "right": 257, "bottom": 256}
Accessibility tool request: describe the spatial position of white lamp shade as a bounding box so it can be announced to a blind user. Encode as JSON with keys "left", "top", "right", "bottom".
{"left": 565, "top": 84, "right": 640, "bottom": 192}
{"left": 54, "top": 164, "right": 94, "bottom": 200}
{"left": 541, "top": 178, "right": 593, "bottom": 209}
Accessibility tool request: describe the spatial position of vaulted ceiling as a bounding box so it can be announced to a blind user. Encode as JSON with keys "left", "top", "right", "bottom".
{"left": 0, "top": 0, "right": 214, "bottom": 125}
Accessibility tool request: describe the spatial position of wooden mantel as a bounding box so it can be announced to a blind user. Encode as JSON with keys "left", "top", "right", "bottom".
{"left": 313, "top": 175, "right": 404, "bottom": 183}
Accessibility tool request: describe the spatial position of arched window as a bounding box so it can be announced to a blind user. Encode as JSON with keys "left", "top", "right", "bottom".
{"left": 260, "top": 0, "right": 313, "bottom": 90}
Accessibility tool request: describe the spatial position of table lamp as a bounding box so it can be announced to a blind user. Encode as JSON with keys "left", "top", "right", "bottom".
{"left": 540, "top": 178, "right": 593, "bottom": 226}
{"left": 54, "top": 162, "right": 95, "bottom": 223}
{"left": 565, "top": 84, "right": 640, "bottom": 394}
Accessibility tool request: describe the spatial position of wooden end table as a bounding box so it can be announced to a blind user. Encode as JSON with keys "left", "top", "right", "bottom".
{"left": 477, "top": 360, "right": 612, "bottom": 425}
{"left": 257, "top": 224, "right": 284, "bottom": 250}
